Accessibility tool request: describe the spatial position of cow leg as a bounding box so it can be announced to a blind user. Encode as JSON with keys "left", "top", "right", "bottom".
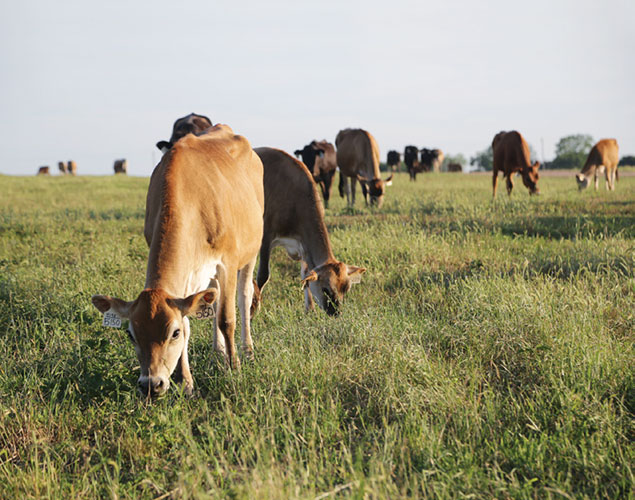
{"left": 506, "top": 175, "right": 514, "bottom": 196}
{"left": 610, "top": 169, "right": 616, "bottom": 190}
{"left": 217, "top": 267, "right": 239, "bottom": 369}
{"left": 338, "top": 171, "right": 346, "bottom": 198}
{"left": 323, "top": 171, "right": 335, "bottom": 208}
{"left": 492, "top": 169, "right": 499, "bottom": 198}
{"left": 256, "top": 237, "right": 271, "bottom": 291}
{"left": 174, "top": 316, "right": 194, "bottom": 395}
{"left": 238, "top": 257, "right": 256, "bottom": 361}
{"left": 301, "top": 261, "right": 315, "bottom": 312}
{"left": 360, "top": 180, "right": 369, "bottom": 205}
{"left": 594, "top": 171, "right": 599, "bottom": 191}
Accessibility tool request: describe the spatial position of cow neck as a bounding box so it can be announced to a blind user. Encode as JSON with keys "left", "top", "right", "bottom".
{"left": 144, "top": 186, "right": 194, "bottom": 297}
{"left": 298, "top": 206, "right": 334, "bottom": 270}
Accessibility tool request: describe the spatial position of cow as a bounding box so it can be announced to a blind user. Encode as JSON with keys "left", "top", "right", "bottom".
{"left": 37, "top": 166, "right": 50, "bottom": 175}
{"left": 91, "top": 124, "right": 264, "bottom": 398}
{"left": 404, "top": 145, "right": 421, "bottom": 181}
{"left": 575, "top": 139, "right": 619, "bottom": 191}
{"left": 491, "top": 131, "right": 540, "bottom": 197}
{"left": 58, "top": 161, "right": 67, "bottom": 174}
{"left": 67, "top": 160, "right": 77, "bottom": 175}
{"left": 336, "top": 128, "right": 393, "bottom": 208}
{"left": 447, "top": 163, "right": 463, "bottom": 173}
{"left": 253, "top": 147, "right": 365, "bottom": 316}
{"left": 387, "top": 150, "right": 401, "bottom": 172}
{"left": 294, "top": 140, "right": 338, "bottom": 208}
{"left": 419, "top": 148, "right": 444, "bottom": 173}
{"left": 114, "top": 159, "right": 128, "bottom": 174}
{"left": 156, "top": 113, "right": 213, "bottom": 153}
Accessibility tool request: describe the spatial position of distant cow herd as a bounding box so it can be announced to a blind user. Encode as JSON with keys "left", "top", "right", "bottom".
{"left": 85, "top": 113, "right": 621, "bottom": 397}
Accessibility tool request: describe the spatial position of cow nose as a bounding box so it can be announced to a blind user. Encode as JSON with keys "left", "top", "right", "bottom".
{"left": 138, "top": 377, "right": 166, "bottom": 397}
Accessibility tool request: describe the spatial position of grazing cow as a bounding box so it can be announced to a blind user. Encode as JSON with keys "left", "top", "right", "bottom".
{"left": 156, "top": 113, "right": 213, "bottom": 153}
{"left": 419, "top": 148, "right": 444, "bottom": 173}
{"left": 294, "top": 140, "right": 338, "bottom": 208}
{"left": 404, "top": 145, "right": 421, "bottom": 181}
{"left": 67, "top": 160, "right": 77, "bottom": 175}
{"left": 253, "top": 147, "right": 365, "bottom": 316}
{"left": 114, "top": 159, "right": 128, "bottom": 174}
{"left": 387, "top": 150, "right": 401, "bottom": 172}
{"left": 37, "top": 166, "right": 50, "bottom": 175}
{"left": 576, "top": 139, "right": 619, "bottom": 191}
{"left": 491, "top": 131, "right": 540, "bottom": 197}
{"left": 92, "top": 124, "right": 264, "bottom": 397}
{"left": 336, "top": 128, "right": 393, "bottom": 208}
{"left": 58, "top": 162, "right": 67, "bottom": 174}
{"left": 447, "top": 163, "right": 463, "bottom": 173}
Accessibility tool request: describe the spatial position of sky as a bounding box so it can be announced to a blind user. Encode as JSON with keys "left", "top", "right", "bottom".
{"left": 1, "top": 0, "right": 634, "bottom": 176}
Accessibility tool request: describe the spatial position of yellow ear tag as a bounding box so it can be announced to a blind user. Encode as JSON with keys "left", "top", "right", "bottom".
{"left": 103, "top": 310, "right": 122, "bottom": 328}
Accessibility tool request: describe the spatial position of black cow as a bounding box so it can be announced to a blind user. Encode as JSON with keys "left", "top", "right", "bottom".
{"left": 420, "top": 148, "right": 444, "bottom": 173}
{"left": 156, "top": 113, "right": 213, "bottom": 152}
{"left": 404, "top": 145, "right": 421, "bottom": 181}
{"left": 387, "top": 150, "right": 401, "bottom": 172}
{"left": 294, "top": 140, "right": 337, "bottom": 208}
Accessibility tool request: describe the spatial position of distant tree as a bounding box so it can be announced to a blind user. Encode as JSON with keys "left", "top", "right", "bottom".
{"left": 442, "top": 153, "right": 467, "bottom": 170}
{"left": 470, "top": 146, "right": 493, "bottom": 171}
{"left": 618, "top": 155, "right": 635, "bottom": 166}
{"left": 551, "top": 134, "right": 594, "bottom": 169}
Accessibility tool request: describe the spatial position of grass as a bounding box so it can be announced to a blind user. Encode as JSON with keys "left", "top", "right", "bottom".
{"left": 0, "top": 171, "right": 633, "bottom": 499}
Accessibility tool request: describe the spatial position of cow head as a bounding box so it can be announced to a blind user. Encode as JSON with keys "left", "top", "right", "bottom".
{"left": 156, "top": 113, "right": 213, "bottom": 153}
{"left": 521, "top": 161, "right": 540, "bottom": 195}
{"left": 575, "top": 172, "right": 590, "bottom": 190}
{"left": 91, "top": 287, "right": 218, "bottom": 398}
{"left": 357, "top": 174, "right": 393, "bottom": 208}
{"left": 301, "top": 261, "right": 365, "bottom": 316}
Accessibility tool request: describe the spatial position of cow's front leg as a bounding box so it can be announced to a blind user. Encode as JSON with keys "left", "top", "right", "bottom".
{"left": 301, "top": 261, "right": 315, "bottom": 312}
{"left": 506, "top": 174, "right": 514, "bottom": 195}
{"left": 174, "top": 316, "right": 194, "bottom": 395}
{"left": 492, "top": 169, "right": 499, "bottom": 198}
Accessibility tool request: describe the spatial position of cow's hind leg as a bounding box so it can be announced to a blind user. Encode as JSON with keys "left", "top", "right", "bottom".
{"left": 238, "top": 257, "right": 257, "bottom": 361}
{"left": 492, "top": 169, "right": 499, "bottom": 198}
{"left": 217, "top": 267, "right": 239, "bottom": 369}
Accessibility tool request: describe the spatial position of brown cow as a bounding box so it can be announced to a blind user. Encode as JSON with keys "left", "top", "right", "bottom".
{"left": 576, "top": 139, "right": 619, "bottom": 191}
{"left": 114, "top": 159, "right": 128, "bottom": 174}
{"left": 294, "top": 140, "right": 338, "bottom": 208}
{"left": 92, "top": 124, "right": 264, "bottom": 397}
{"left": 336, "top": 128, "right": 392, "bottom": 208}
{"left": 37, "top": 166, "right": 50, "bottom": 175}
{"left": 58, "top": 162, "right": 67, "bottom": 174}
{"left": 447, "top": 163, "right": 463, "bottom": 173}
{"left": 156, "top": 113, "right": 213, "bottom": 152}
{"left": 253, "top": 147, "right": 365, "bottom": 316}
{"left": 67, "top": 160, "right": 77, "bottom": 175}
{"left": 492, "top": 131, "right": 540, "bottom": 197}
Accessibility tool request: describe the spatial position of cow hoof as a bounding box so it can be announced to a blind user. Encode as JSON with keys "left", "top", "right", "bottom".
{"left": 182, "top": 380, "right": 194, "bottom": 397}
{"left": 243, "top": 348, "right": 255, "bottom": 362}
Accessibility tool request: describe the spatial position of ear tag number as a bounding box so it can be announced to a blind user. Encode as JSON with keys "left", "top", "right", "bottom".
{"left": 195, "top": 304, "right": 215, "bottom": 320}
{"left": 103, "top": 310, "right": 122, "bottom": 328}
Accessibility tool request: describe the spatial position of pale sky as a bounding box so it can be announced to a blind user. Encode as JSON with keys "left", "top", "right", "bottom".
{"left": 1, "top": 0, "right": 633, "bottom": 175}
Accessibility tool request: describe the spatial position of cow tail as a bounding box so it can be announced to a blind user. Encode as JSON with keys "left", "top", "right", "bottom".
{"left": 615, "top": 167, "right": 619, "bottom": 182}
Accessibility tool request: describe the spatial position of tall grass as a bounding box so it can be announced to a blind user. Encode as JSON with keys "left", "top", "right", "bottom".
{"left": 0, "top": 172, "right": 632, "bottom": 498}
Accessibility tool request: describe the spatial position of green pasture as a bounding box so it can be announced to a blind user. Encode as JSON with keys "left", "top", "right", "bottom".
{"left": 0, "top": 171, "right": 633, "bottom": 499}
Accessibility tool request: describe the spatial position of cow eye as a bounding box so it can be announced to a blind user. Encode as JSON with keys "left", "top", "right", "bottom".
{"left": 126, "top": 329, "right": 135, "bottom": 343}
{"left": 172, "top": 329, "right": 181, "bottom": 339}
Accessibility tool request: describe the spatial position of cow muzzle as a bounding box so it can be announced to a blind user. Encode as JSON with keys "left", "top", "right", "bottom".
{"left": 138, "top": 375, "right": 169, "bottom": 398}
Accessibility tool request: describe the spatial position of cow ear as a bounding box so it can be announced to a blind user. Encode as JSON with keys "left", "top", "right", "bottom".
{"left": 156, "top": 141, "right": 172, "bottom": 153}
{"left": 384, "top": 174, "right": 394, "bottom": 186}
{"left": 301, "top": 271, "right": 318, "bottom": 289}
{"left": 294, "top": 150, "right": 302, "bottom": 157}
{"left": 91, "top": 295, "right": 133, "bottom": 318}
{"left": 173, "top": 287, "right": 219, "bottom": 317}
{"left": 346, "top": 265, "right": 366, "bottom": 284}
{"left": 356, "top": 174, "right": 369, "bottom": 184}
